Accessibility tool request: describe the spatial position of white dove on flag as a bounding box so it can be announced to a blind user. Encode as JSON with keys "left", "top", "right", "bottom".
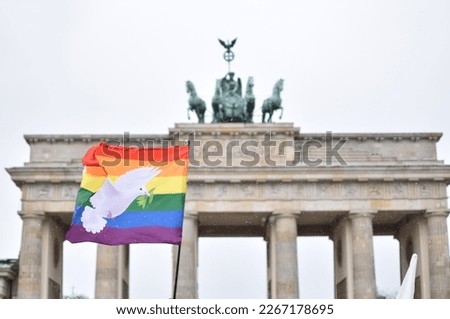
{"left": 81, "top": 167, "right": 161, "bottom": 234}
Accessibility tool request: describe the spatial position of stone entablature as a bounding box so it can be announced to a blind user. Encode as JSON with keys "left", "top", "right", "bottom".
{"left": 10, "top": 124, "right": 450, "bottom": 218}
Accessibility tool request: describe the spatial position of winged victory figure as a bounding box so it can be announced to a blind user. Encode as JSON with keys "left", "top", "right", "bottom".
{"left": 218, "top": 38, "right": 237, "bottom": 50}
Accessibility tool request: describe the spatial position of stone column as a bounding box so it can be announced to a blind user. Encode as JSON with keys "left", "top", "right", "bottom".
{"left": 425, "top": 210, "right": 450, "bottom": 298}
{"left": 17, "top": 211, "right": 45, "bottom": 299}
{"left": 266, "top": 213, "right": 299, "bottom": 299}
{"left": 95, "top": 245, "right": 129, "bottom": 298}
{"left": 331, "top": 216, "right": 354, "bottom": 299}
{"left": 0, "top": 277, "right": 11, "bottom": 299}
{"left": 349, "top": 212, "right": 377, "bottom": 298}
{"left": 42, "top": 217, "right": 65, "bottom": 299}
{"left": 174, "top": 213, "right": 198, "bottom": 299}
{"left": 395, "top": 215, "right": 430, "bottom": 299}
{"left": 0, "top": 278, "right": 8, "bottom": 299}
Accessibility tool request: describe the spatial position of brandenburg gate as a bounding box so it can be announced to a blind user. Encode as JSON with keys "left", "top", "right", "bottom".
{"left": 5, "top": 122, "right": 450, "bottom": 299}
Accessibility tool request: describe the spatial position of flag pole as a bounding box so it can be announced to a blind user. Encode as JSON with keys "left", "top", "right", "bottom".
{"left": 172, "top": 139, "right": 189, "bottom": 299}
{"left": 173, "top": 243, "right": 182, "bottom": 299}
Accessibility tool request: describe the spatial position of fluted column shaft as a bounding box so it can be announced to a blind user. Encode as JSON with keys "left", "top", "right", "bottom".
{"left": 95, "top": 245, "right": 129, "bottom": 298}
{"left": 425, "top": 211, "right": 450, "bottom": 298}
{"left": 267, "top": 213, "right": 299, "bottom": 299}
{"left": 175, "top": 213, "right": 198, "bottom": 298}
{"left": 350, "top": 212, "right": 376, "bottom": 298}
{"left": 17, "top": 211, "right": 45, "bottom": 299}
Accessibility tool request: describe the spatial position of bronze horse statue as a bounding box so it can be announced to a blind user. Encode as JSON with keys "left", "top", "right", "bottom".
{"left": 186, "top": 80, "right": 206, "bottom": 123}
{"left": 262, "top": 79, "right": 284, "bottom": 123}
{"left": 244, "top": 76, "right": 255, "bottom": 123}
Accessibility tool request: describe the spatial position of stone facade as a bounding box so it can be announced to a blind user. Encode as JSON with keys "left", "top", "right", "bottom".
{"left": 6, "top": 123, "right": 450, "bottom": 298}
{"left": 0, "top": 259, "right": 18, "bottom": 299}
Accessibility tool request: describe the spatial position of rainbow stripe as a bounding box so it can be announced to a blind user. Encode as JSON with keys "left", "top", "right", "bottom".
{"left": 65, "top": 142, "right": 189, "bottom": 245}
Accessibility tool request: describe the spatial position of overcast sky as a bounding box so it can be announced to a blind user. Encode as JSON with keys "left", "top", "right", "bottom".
{"left": 1, "top": 0, "right": 450, "bottom": 299}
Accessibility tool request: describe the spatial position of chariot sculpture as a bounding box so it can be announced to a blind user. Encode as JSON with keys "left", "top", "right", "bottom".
{"left": 186, "top": 39, "right": 284, "bottom": 123}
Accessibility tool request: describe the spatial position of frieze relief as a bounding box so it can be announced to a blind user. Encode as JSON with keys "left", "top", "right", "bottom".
{"left": 315, "top": 182, "right": 336, "bottom": 198}
{"left": 37, "top": 184, "right": 52, "bottom": 199}
{"left": 62, "top": 185, "right": 79, "bottom": 200}
{"left": 185, "top": 181, "right": 443, "bottom": 201}
{"left": 189, "top": 183, "right": 203, "bottom": 198}
{"left": 216, "top": 184, "right": 229, "bottom": 199}
{"left": 24, "top": 183, "right": 80, "bottom": 201}
{"left": 288, "top": 183, "right": 305, "bottom": 198}
{"left": 367, "top": 182, "right": 383, "bottom": 197}
{"left": 267, "top": 183, "right": 281, "bottom": 197}
{"left": 418, "top": 183, "right": 431, "bottom": 197}
{"left": 23, "top": 183, "right": 53, "bottom": 200}
{"left": 343, "top": 183, "right": 358, "bottom": 197}
{"left": 392, "top": 182, "right": 407, "bottom": 198}
{"left": 242, "top": 184, "right": 256, "bottom": 196}
{"left": 22, "top": 179, "right": 442, "bottom": 202}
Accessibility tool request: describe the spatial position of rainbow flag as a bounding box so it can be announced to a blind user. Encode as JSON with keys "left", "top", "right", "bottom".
{"left": 65, "top": 142, "right": 189, "bottom": 245}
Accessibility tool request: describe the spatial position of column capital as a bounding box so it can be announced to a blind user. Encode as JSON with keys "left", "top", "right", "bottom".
{"left": 18, "top": 210, "right": 45, "bottom": 220}
{"left": 271, "top": 211, "right": 299, "bottom": 219}
{"left": 184, "top": 211, "right": 198, "bottom": 220}
{"left": 348, "top": 210, "right": 377, "bottom": 220}
{"left": 424, "top": 210, "right": 449, "bottom": 218}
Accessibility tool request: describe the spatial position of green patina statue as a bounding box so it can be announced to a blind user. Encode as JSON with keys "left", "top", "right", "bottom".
{"left": 186, "top": 80, "right": 206, "bottom": 123}
{"left": 208, "top": 73, "right": 255, "bottom": 123}
{"left": 244, "top": 76, "right": 255, "bottom": 123}
{"left": 218, "top": 72, "right": 245, "bottom": 122}
{"left": 186, "top": 39, "right": 284, "bottom": 124}
{"left": 262, "top": 79, "right": 284, "bottom": 123}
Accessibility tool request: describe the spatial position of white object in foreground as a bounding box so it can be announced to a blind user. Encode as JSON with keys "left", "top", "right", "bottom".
{"left": 396, "top": 253, "right": 418, "bottom": 299}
